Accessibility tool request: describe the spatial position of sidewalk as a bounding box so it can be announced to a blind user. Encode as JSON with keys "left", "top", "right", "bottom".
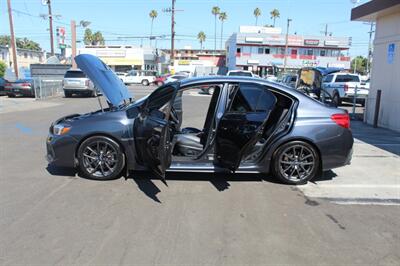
{"left": 300, "top": 121, "right": 400, "bottom": 205}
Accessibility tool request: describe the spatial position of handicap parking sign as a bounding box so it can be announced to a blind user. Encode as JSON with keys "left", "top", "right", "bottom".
{"left": 387, "top": 43, "right": 395, "bottom": 64}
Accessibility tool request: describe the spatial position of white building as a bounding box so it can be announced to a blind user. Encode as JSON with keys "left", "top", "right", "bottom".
{"left": 226, "top": 26, "right": 351, "bottom": 77}
{"left": 351, "top": 0, "right": 400, "bottom": 131}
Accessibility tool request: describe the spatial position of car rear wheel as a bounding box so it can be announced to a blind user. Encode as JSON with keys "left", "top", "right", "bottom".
{"left": 272, "top": 141, "right": 320, "bottom": 185}
{"left": 332, "top": 92, "right": 341, "bottom": 107}
{"left": 141, "top": 79, "right": 150, "bottom": 86}
{"left": 77, "top": 136, "right": 125, "bottom": 180}
{"left": 64, "top": 91, "right": 72, "bottom": 98}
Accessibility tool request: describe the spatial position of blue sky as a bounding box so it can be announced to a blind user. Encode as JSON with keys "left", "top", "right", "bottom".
{"left": 1, "top": 0, "right": 371, "bottom": 56}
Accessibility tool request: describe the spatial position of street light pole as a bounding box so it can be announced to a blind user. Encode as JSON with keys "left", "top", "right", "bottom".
{"left": 366, "top": 22, "right": 374, "bottom": 75}
{"left": 71, "top": 20, "right": 77, "bottom": 68}
{"left": 47, "top": 0, "right": 55, "bottom": 56}
{"left": 283, "top": 18, "right": 292, "bottom": 73}
{"left": 171, "top": 0, "right": 176, "bottom": 63}
{"left": 6, "top": 0, "right": 19, "bottom": 79}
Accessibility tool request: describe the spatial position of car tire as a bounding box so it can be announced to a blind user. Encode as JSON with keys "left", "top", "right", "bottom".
{"left": 332, "top": 92, "right": 341, "bottom": 107}
{"left": 77, "top": 136, "right": 125, "bottom": 181}
{"left": 64, "top": 91, "right": 72, "bottom": 98}
{"left": 207, "top": 87, "right": 215, "bottom": 95}
{"left": 272, "top": 141, "right": 320, "bottom": 185}
{"left": 8, "top": 94, "right": 15, "bottom": 98}
{"left": 141, "top": 79, "right": 150, "bottom": 86}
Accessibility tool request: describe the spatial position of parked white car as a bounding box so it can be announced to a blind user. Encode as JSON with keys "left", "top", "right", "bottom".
{"left": 227, "top": 70, "right": 256, "bottom": 77}
{"left": 63, "top": 69, "right": 96, "bottom": 97}
{"left": 322, "top": 73, "right": 369, "bottom": 106}
{"left": 123, "top": 70, "right": 156, "bottom": 86}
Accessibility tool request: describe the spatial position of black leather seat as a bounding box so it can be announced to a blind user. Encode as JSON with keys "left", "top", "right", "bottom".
{"left": 174, "top": 133, "right": 203, "bottom": 156}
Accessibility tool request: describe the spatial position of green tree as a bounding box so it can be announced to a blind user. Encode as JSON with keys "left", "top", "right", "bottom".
{"left": 0, "top": 60, "right": 6, "bottom": 78}
{"left": 0, "top": 35, "right": 41, "bottom": 51}
{"left": 270, "top": 9, "right": 280, "bottom": 27}
{"left": 211, "top": 6, "right": 220, "bottom": 51}
{"left": 197, "top": 31, "right": 206, "bottom": 50}
{"left": 351, "top": 56, "right": 368, "bottom": 74}
{"left": 149, "top": 10, "right": 158, "bottom": 42}
{"left": 83, "top": 29, "right": 105, "bottom": 45}
{"left": 219, "top": 12, "right": 227, "bottom": 50}
{"left": 254, "top": 8, "right": 261, "bottom": 26}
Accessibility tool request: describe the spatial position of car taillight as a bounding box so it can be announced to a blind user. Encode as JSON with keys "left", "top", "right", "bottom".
{"left": 21, "top": 83, "right": 31, "bottom": 87}
{"left": 331, "top": 113, "right": 350, "bottom": 129}
{"left": 344, "top": 84, "right": 349, "bottom": 92}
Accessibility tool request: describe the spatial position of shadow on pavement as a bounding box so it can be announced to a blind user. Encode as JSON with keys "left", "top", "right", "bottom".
{"left": 46, "top": 164, "right": 77, "bottom": 177}
{"left": 351, "top": 121, "right": 400, "bottom": 156}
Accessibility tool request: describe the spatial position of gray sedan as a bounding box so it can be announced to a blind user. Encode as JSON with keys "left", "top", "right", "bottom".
{"left": 46, "top": 54, "right": 353, "bottom": 185}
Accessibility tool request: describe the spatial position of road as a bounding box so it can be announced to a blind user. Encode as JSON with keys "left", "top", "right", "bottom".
{"left": 0, "top": 85, "right": 399, "bottom": 265}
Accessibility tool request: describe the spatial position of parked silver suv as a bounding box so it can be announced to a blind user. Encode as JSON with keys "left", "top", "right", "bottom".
{"left": 63, "top": 69, "right": 95, "bottom": 97}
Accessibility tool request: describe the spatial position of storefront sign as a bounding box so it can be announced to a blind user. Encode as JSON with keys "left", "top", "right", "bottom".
{"left": 178, "top": 60, "right": 190, "bottom": 65}
{"left": 324, "top": 40, "right": 339, "bottom": 46}
{"left": 247, "top": 59, "right": 260, "bottom": 65}
{"left": 245, "top": 37, "right": 263, "bottom": 43}
{"left": 304, "top": 39, "right": 319, "bottom": 46}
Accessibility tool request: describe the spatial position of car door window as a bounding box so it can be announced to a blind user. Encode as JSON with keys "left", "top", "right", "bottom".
{"left": 229, "top": 83, "right": 273, "bottom": 113}
{"left": 323, "top": 75, "right": 333, "bottom": 83}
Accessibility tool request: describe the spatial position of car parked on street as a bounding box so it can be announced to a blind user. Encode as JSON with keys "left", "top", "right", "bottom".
{"left": 5, "top": 79, "right": 36, "bottom": 97}
{"left": 63, "top": 69, "right": 95, "bottom": 97}
{"left": 165, "top": 74, "right": 187, "bottom": 84}
{"left": 123, "top": 70, "right": 156, "bottom": 86}
{"left": 46, "top": 54, "right": 353, "bottom": 185}
{"left": 153, "top": 74, "right": 171, "bottom": 86}
{"left": 322, "top": 73, "right": 368, "bottom": 106}
{"left": 281, "top": 74, "right": 298, "bottom": 88}
{"left": 0, "top": 77, "right": 8, "bottom": 96}
{"left": 227, "top": 70, "right": 256, "bottom": 77}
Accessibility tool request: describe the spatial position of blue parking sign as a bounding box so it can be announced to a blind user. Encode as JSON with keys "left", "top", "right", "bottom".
{"left": 387, "top": 43, "right": 395, "bottom": 64}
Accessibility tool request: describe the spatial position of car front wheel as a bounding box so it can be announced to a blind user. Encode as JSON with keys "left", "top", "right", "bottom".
{"left": 332, "top": 92, "right": 341, "bottom": 107}
{"left": 77, "top": 136, "right": 125, "bottom": 180}
{"left": 272, "top": 141, "right": 320, "bottom": 185}
{"left": 141, "top": 79, "right": 150, "bottom": 86}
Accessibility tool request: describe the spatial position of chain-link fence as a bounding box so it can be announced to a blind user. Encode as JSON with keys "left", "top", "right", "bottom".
{"left": 32, "top": 77, "right": 63, "bottom": 99}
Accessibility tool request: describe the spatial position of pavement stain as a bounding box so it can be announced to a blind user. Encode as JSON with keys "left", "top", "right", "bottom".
{"left": 325, "top": 214, "right": 346, "bottom": 230}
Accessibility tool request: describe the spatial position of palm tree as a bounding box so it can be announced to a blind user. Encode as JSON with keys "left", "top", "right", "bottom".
{"left": 197, "top": 31, "right": 206, "bottom": 50}
{"left": 270, "top": 9, "right": 280, "bottom": 27}
{"left": 254, "top": 8, "right": 261, "bottom": 26}
{"left": 219, "top": 12, "right": 227, "bottom": 50}
{"left": 211, "top": 6, "right": 220, "bottom": 52}
{"left": 149, "top": 10, "right": 158, "bottom": 45}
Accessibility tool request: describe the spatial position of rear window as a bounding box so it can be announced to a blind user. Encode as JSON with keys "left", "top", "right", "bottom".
{"left": 335, "top": 74, "right": 360, "bottom": 83}
{"left": 228, "top": 71, "right": 253, "bottom": 77}
{"left": 64, "top": 71, "right": 86, "bottom": 78}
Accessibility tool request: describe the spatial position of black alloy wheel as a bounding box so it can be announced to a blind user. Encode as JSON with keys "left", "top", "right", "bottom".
{"left": 273, "top": 141, "right": 319, "bottom": 185}
{"left": 78, "top": 136, "right": 125, "bottom": 180}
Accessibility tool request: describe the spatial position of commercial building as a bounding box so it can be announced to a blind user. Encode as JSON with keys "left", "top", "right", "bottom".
{"left": 77, "top": 45, "right": 163, "bottom": 73}
{"left": 162, "top": 47, "right": 226, "bottom": 75}
{"left": 351, "top": 0, "right": 400, "bottom": 132}
{"left": 226, "top": 26, "right": 351, "bottom": 77}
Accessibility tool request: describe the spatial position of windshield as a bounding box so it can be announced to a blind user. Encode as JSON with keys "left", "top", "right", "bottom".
{"left": 335, "top": 74, "right": 360, "bottom": 82}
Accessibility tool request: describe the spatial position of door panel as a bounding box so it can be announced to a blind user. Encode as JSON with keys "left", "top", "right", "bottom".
{"left": 133, "top": 85, "right": 177, "bottom": 178}
{"left": 215, "top": 83, "right": 277, "bottom": 171}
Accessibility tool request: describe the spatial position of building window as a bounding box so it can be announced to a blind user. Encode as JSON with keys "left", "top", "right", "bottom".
{"left": 258, "top": 47, "right": 264, "bottom": 54}
{"left": 320, "top": 50, "right": 326, "bottom": 56}
{"left": 306, "top": 49, "right": 313, "bottom": 56}
{"left": 265, "top": 48, "right": 270, "bottom": 54}
{"left": 237, "top": 47, "right": 241, "bottom": 53}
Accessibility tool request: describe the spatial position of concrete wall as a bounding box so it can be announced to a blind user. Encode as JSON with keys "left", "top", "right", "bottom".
{"left": 366, "top": 11, "right": 400, "bottom": 131}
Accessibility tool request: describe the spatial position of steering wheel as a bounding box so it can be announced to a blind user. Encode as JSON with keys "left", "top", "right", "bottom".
{"left": 169, "top": 107, "right": 179, "bottom": 125}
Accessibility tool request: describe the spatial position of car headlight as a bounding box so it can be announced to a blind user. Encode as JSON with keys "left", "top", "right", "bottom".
{"left": 53, "top": 124, "right": 71, "bottom": 135}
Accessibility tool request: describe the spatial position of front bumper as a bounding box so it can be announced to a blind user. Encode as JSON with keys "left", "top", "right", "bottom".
{"left": 46, "top": 133, "right": 79, "bottom": 168}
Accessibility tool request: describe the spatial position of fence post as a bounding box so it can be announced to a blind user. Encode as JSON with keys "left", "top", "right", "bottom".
{"left": 352, "top": 85, "right": 358, "bottom": 118}
{"left": 373, "top": 89, "right": 381, "bottom": 128}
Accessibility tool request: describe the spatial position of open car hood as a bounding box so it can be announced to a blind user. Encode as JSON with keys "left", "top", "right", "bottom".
{"left": 75, "top": 54, "right": 132, "bottom": 106}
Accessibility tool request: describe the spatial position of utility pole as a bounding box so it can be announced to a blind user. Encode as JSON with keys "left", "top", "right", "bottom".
{"left": 366, "top": 22, "right": 375, "bottom": 75}
{"left": 171, "top": 0, "right": 176, "bottom": 63}
{"left": 283, "top": 18, "right": 292, "bottom": 73}
{"left": 324, "top": 24, "right": 328, "bottom": 36}
{"left": 47, "top": 0, "right": 55, "bottom": 56}
{"left": 7, "top": 0, "right": 18, "bottom": 79}
{"left": 71, "top": 20, "right": 77, "bottom": 68}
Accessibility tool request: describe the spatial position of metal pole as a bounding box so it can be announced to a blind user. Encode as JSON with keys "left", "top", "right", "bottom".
{"left": 71, "top": 20, "right": 77, "bottom": 68}
{"left": 283, "top": 18, "right": 291, "bottom": 73}
{"left": 366, "top": 23, "right": 374, "bottom": 75}
{"left": 47, "top": 0, "right": 55, "bottom": 56}
{"left": 373, "top": 90, "right": 381, "bottom": 128}
{"left": 171, "top": 0, "right": 175, "bottom": 63}
{"left": 7, "top": 0, "right": 19, "bottom": 79}
{"left": 352, "top": 85, "right": 358, "bottom": 117}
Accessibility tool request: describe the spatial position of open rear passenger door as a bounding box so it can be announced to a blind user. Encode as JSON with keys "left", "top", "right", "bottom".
{"left": 215, "top": 83, "right": 277, "bottom": 171}
{"left": 133, "top": 85, "right": 178, "bottom": 179}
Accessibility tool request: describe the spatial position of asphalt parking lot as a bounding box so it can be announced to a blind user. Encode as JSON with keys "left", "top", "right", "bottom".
{"left": 0, "top": 85, "right": 399, "bottom": 265}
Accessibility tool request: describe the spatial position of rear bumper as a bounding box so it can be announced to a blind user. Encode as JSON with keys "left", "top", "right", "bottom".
{"left": 7, "top": 89, "right": 34, "bottom": 96}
